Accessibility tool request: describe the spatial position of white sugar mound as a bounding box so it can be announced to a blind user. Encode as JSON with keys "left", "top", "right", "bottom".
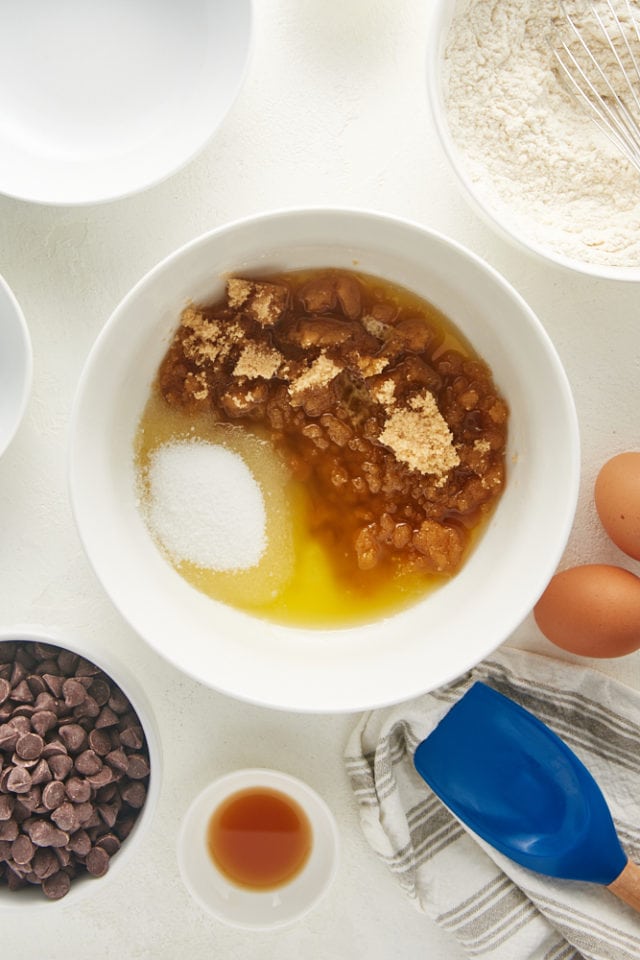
{"left": 146, "top": 440, "right": 267, "bottom": 571}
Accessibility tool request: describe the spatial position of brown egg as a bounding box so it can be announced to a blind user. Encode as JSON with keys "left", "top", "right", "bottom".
{"left": 594, "top": 451, "right": 640, "bottom": 560}
{"left": 534, "top": 563, "right": 640, "bottom": 658}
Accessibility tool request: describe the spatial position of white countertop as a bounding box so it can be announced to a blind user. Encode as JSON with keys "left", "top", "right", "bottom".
{"left": 0, "top": 2, "right": 638, "bottom": 957}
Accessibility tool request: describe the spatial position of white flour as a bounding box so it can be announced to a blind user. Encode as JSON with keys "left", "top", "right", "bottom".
{"left": 443, "top": 0, "right": 640, "bottom": 268}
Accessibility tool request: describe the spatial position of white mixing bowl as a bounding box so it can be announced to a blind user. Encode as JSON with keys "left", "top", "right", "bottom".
{"left": 0, "top": 626, "right": 161, "bottom": 909}
{"left": 426, "top": 0, "right": 640, "bottom": 281}
{"left": 69, "top": 208, "right": 580, "bottom": 712}
{"left": 0, "top": 274, "right": 32, "bottom": 459}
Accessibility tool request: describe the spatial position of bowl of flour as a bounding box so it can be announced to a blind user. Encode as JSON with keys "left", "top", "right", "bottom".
{"left": 427, "top": 0, "right": 640, "bottom": 280}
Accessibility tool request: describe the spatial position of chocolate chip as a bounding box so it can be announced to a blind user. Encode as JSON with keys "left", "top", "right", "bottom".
{"left": 9, "top": 716, "right": 31, "bottom": 734}
{"left": 16, "top": 732, "right": 44, "bottom": 761}
{"left": 97, "top": 803, "right": 118, "bottom": 829}
{"left": 96, "top": 833, "right": 121, "bottom": 856}
{"left": 51, "top": 802, "right": 79, "bottom": 834}
{"left": 88, "top": 679, "right": 110, "bottom": 707}
{"left": 26, "top": 820, "right": 69, "bottom": 848}
{"left": 95, "top": 706, "right": 119, "bottom": 729}
{"left": 127, "top": 754, "right": 150, "bottom": 780}
{"left": 30, "top": 758, "right": 52, "bottom": 787}
{"left": 11, "top": 753, "right": 39, "bottom": 770}
{"left": 11, "top": 834, "right": 34, "bottom": 865}
{"left": 0, "top": 679, "right": 10, "bottom": 705}
{"left": 88, "top": 728, "right": 112, "bottom": 756}
{"left": 16, "top": 788, "right": 41, "bottom": 813}
{"left": 105, "top": 748, "right": 128, "bottom": 774}
{"left": 74, "top": 750, "right": 101, "bottom": 776}
{"left": 75, "top": 658, "right": 100, "bottom": 678}
{"left": 0, "top": 795, "right": 14, "bottom": 820}
{"left": 107, "top": 688, "right": 130, "bottom": 715}
{"left": 73, "top": 801, "right": 94, "bottom": 826}
{"left": 0, "top": 725, "right": 19, "bottom": 751}
{"left": 42, "top": 870, "right": 71, "bottom": 900}
{"left": 119, "top": 725, "right": 144, "bottom": 750}
{"left": 62, "top": 678, "right": 86, "bottom": 708}
{"left": 56, "top": 651, "right": 78, "bottom": 676}
{"left": 32, "top": 847, "right": 58, "bottom": 880}
{"left": 68, "top": 829, "right": 91, "bottom": 857}
{"left": 42, "top": 781, "right": 66, "bottom": 810}
{"left": 0, "top": 819, "right": 18, "bottom": 841}
{"left": 5, "top": 864, "right": 26, "bottom": 889}
{"left": 73, "top": 696, "right": 100, "bottom": 720}
{"left": 10, "top": 663, "right": 27, "bottom": 687}
{"left": 65, "top": 776, "right": 91, "bottom": 804}
{"left": 48, "top": 754, "right": 73, "bottom": 781}
{"left": 86, "top": 845, "right": 109, "bottom": 877}
{"left": 120, "top": 780, "right": 146, "bottom": 809}
{"left": 31, "top": 710, "right": 58, "bottom": 737}
{"left": 10, "top": 680, "right": 34, "bottom": 704}
{"left": 59, "top": 724, "right": 87, "bottom": 755}
{"left": 86, "top": 766, "right": 113, "bottom": 789}
{"left": 42, "top": 674, "right": 64, "bottom": 698}
{"left": 26, "top": 675, "right": 47, "bottom": 697}
{"left": 6, "top": 767, "right": 32, "bottom": 794}
{"left": 115, "top": 816, "right": 136, "bottom": 841}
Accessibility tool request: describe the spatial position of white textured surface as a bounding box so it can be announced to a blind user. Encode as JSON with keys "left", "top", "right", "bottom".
{"left": 0, "top": 1, "right": 638, "bottom": 957}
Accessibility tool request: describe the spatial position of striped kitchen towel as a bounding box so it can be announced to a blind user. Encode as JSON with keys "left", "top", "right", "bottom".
{"left": 345, "top": 647, "right": 640, "bottom": 960}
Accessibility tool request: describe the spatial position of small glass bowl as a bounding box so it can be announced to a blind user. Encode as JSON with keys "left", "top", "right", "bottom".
{"left": 177, "top": 768, "right": 340, "bottom": 930}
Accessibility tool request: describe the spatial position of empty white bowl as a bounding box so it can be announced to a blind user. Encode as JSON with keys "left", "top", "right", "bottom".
{"left": 426, "top": 0, "right": 640, "bottom": 281}
{"left": 0, "top": 0, "right": 252, "bottom": 205}
{"left": 177, "top": 768, "right": 339, "bottom": 930}
{"left": 0, "top": 626, "right": 162, "bottom": 909}
{"left": 69, "top": 207, "right": 580, "bottom": 712}
{"left": 0, "top": 275, "right": 32, "bottom": 458}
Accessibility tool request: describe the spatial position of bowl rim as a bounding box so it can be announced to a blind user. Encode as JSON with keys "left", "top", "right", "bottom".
{"left": 68, "top": 205, "right": 581, "bottom": 713}
{"left": 0, "top": 623, "right": 162, "bottom": 909}
{"left": 425, "top": 0, "right": 640, "bottom": 283}
{"left": 0, "top": 0, "right": 254, "bottom": 207}
{"left": 0, "top": 273, "right": 33, "bottom": 458}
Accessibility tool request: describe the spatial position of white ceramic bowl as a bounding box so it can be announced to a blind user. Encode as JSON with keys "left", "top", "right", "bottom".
{"left": 426, "top": 0, "right": 640, "bottom": 282}
{"left": 0, "top": 0, "right": 252, "bottom": 205}
{"left": 0, "top": 626, "right": 162, "bottom": 909}
{"left": 69, "top": 207, "right": 580, "bottom": 713}
{"left": 0, "top": 275, "right": 32, "bottom": 458}
{"left": 177, "top": 768, "right": 339, "bottom": 930}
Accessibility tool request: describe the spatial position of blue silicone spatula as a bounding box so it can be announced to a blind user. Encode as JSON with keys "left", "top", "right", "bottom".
{"left": 413, "top": 681, "right": 640, "bottom": 912}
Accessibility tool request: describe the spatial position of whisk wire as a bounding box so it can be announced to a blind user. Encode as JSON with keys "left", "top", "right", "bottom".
{"left": 551, "top": 0, "right": 640, "bottom": 173}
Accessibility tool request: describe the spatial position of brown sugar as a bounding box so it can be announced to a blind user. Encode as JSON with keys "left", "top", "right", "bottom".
{"left": 226, "top": 278, "right": 288, "bottom": 327}
{"left": 379, "top": 391, "right": 461, "bottom": 478}
{"left": 234, "top": 342, "right": 283, "bottom": 380}
{"left": 155, "top": 268, "right": 508, "bottom": 587}
{"left": 289, "top": 353, "right": 342, "bottom": 397}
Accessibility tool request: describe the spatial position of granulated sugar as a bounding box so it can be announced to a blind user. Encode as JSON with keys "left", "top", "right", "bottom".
{"left": 145, "top": 440, "right": 267, "bottom": 571}
{"left": 443, "top": 0, "right": 640, "bottom": 268}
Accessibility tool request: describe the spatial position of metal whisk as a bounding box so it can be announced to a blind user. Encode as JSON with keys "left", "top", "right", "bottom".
{"left": 551, "top": 0, "right": 640, "bottom": 172}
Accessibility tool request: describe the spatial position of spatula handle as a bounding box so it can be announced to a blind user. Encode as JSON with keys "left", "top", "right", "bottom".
{"left": 607, "top": 860, "right": 640, "bottom": 912}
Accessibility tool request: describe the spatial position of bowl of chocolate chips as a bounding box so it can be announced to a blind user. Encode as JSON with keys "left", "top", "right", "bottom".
{"left": 0, "top": 628, "right": 160, "bottom": 904}
{"left": 70, "top": 208, "right": 580, "bottom": 712}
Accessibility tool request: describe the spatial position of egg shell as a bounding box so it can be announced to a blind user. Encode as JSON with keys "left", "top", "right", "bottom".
{"left": 594, "top": 451, "right": 640, "bottom": 561}
{"left": 534, "top": 563, "right": 640, "bottom": 658}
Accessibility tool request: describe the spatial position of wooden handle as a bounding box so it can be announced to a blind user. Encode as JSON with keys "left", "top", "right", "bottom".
{"left": 607, "top": 860, "right": 640, "bottom": 912}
